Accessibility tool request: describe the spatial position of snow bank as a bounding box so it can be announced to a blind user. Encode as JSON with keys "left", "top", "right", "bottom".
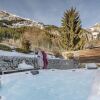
{"left": 18, "top": 61, "right": 34, "bottom": 69}
{"left": 86, "top": 63, "right": 98, "bottom": 69}
{"left": 0, "top": 50, "right": 35, "bottom": 58}
{"left": 0, "top": 50, "right": 57, "bottom": 59}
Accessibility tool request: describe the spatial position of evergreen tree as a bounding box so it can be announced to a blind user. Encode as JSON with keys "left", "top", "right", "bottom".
{"left": 61, "top": 7, "right": 85, "bottom": 50}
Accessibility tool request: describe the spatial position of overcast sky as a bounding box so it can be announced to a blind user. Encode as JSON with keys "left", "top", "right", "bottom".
{"left": 0, "top": 0, "right": 100, "bottom": 28}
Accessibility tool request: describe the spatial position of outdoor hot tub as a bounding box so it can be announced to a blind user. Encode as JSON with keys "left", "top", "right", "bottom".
{"left": 0, "top": 69, "right": 98, "bottom": 100}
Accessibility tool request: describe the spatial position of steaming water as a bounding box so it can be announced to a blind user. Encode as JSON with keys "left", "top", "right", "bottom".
{"left": 0, "top": 69, "right": 97, "bottom": 100}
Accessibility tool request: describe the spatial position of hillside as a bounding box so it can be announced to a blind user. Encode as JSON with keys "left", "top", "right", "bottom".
{"left": 0, "top": 10, "right": 99, "bottom": 52}
{"left": 0, "top": 11, "right": 44, "bottom": 29}
{"left": 0, "top": 11, "right": 62, "bottom": 51}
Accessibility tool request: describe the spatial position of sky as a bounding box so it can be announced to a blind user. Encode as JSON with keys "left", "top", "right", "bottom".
{"left": 0, "top": 0, "right": 100, "bottom": 28}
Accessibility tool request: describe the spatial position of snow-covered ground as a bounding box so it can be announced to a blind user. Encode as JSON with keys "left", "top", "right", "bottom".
{"left": 18, "top": 61, "right": 34, "bottom": 69}
{"left": 0, "top": 50, "right": 35, "bottom": 58}
{"left": 0, "top": 69, "right": 97, "bottom": 100}
{"left": 0, "top": 50, "right": 57, "bottom": 59}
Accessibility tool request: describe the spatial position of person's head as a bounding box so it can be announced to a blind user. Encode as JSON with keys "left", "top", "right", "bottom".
{"left": 35, "top": 48, "right": 42, "bottom": 54}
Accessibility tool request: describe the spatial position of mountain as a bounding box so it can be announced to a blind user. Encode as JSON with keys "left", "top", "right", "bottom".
{"left": 0, "top": 11, "right": 44, "bottom": 29}
{"left": 83, "top": 23, "right": 100, "bottom": 49}
{"left": 86, "top": 23, "right": 100, "bottom": 41}
{"left": 0, "top": 11, "right": 62, "bottom": 51}
{"left": 89, "top": 23, "right": 100, "bottom": 32}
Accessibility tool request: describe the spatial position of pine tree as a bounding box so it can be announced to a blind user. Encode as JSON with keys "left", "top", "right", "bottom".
{"left": 61, "top": 7, "right": 84, "bottom": 50}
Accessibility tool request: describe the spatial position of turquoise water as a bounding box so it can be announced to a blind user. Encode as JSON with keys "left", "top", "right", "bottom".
{"left": 0, "top": 70, "right": 96, "bottom": 100}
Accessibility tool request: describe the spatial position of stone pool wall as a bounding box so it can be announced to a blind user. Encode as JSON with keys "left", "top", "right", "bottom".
{"left": 0, "top": 56, "right": 78, "bottom": 70}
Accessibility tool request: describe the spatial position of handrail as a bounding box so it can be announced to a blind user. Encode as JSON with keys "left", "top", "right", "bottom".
{"left": 0, "top": 68, "right": 36, "bottom": 75}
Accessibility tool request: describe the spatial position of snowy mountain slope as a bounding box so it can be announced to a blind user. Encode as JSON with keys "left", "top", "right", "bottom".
{"left": 0, "top": 11, "right": 44, "bottom": 29}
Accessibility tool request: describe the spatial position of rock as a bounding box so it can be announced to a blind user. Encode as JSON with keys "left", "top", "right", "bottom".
{"left": 30, "top": 70, "right": 39, "bottom": 75}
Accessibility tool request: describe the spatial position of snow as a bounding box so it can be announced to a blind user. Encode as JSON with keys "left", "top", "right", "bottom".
{"left": 0, "top": 69, "right": 96, "bottom": 100}
{"left": 0, "top": 50, "right": 35, "bottom": 58}
{"left": 86, "top": 63, "right": 97, "bottom": 69}
{"left": 0, "top": 96, "right": 6, "bottom": 100}
{"left": 47, "top": 54, "right": 56, "bottom": 59}
{"left": 18, "top": 61, "right": 34, "bottom": 69}
{"left": 0, "top": 10, "right": 44, "bottom": 29}
{"left": 0, "top": 50, "right": 58, "bottom": 59}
